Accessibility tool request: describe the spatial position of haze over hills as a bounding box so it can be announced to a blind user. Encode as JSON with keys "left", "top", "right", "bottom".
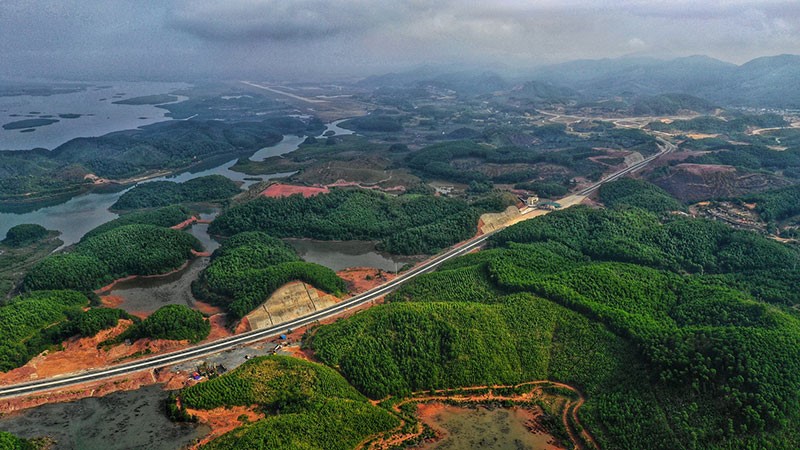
{"left": 358, "top": 54, "right": 800, "bottom": 109}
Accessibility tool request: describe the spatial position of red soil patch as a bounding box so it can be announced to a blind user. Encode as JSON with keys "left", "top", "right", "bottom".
{"left": 171, "top": 216, "right": 200, "bottom": 230}
{"left": 337, "top": 267, "right": 395, "bottom": 294}
{"left": 0, "top": 320, "right": 187, "bottom": 388}
{"left": 417, "top": 401, "right": 446, "bottom": 419}
{"left": 261, "top": 183, "right": 329, "bottom": 198}
{"left": 0, "top": 370, "right": 158, "bottom": 414}
{"left": 282, "top": 345, "right": 315, "bottom": 362}
{"left": 126, "top": 310, "right": 151, "bottom": 320}
{"left": 234, "top": 317, "right": 252, "bottom": 334}
{"left": 580, "top": 196, "right": 603, "bottom": 208}
{"left": 94, "top": 275, "right": 139, "bottom": 294}
{"left": 205, "top": 314, "right": 234, "bottom": 341}
{"left": 100, "top": 295, "right": 124, "bottom": 308}
{"left": 186, "top": 405, "right": 265, "bottom": 450}
{"left": 94, "top": 259, "right": 194, "bottom": 295}
{"left": 194, "top": 299, "right": 224, "bottom": 316}
{"left": 170, "top": 216, "right": 213, "bottom": 230}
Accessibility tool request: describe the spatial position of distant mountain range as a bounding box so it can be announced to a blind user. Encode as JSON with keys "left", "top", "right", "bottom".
{"left": 359, "top": 54, "right": 800, "bottom": 109}
{"left": 531, "top": 54, "right": 800, "bottom": 109}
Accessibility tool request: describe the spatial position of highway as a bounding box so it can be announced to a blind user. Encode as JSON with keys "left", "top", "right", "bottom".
{"left": 0, "top": 136, "right": 676, "bottom": 399}
{"left": 0, "top": 231, "right": 496, "bottom": 398}
{"left": 578, "top": 137, "right": 676, "bottom": 196}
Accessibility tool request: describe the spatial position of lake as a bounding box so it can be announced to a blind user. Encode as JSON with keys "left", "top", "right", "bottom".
{"left": 103, "top": 212, "right": 219, "bottom": 315}
{"left": 285, "top": 239, "right": 416, "bottom": 272}
{"left": 0, "top": 120, "right": 347, "bottom": 247}
{"left": 0, "top": 82, "right": 189, "bottom": 151}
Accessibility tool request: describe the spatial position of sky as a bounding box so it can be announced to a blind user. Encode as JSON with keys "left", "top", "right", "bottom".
{"left": 1, "top": 0, "right": 798, "bottom": 81}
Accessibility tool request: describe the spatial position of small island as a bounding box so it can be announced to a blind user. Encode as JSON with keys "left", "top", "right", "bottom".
{"left": 112, "top": 94, "right": 178, "bottom": 105}
{"left": 2, "top": 118, "right": 59, "bottom": 130}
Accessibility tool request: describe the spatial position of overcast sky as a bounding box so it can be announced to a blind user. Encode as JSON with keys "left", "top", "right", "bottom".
{"left": 1, "top": 0, "right": 798, "bottom": 81}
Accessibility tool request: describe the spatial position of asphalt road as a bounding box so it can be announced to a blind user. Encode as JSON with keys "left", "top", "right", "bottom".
{"left": 0, "top": 231, "right": 494, "bottom": 398}
{"left": 579, "top": 137, "right": 676, "bottom": 196}
{"left": 0, "top": 137, "right": 675, "bottom": 398}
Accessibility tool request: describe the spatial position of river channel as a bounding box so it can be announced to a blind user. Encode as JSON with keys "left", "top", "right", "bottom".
{"left": 0, "top": 121, "right": 350, "bottom": 247}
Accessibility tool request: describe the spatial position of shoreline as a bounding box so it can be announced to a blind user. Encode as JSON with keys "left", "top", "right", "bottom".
{"left": 94, "top": 257, "right": 196, "bottom": 296}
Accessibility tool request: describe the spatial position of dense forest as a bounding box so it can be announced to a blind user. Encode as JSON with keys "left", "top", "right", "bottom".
{"left": 0, "top": 290, "right": 133, "bottom": 371}
{"left": 113, "top": 304, "right": 210, "bottom": 344}
{"left": 210, "top": 188, "right": 511, "bottom": 255}
{"left": 404, "top": 140, "right": 611, "bottom": 185}
{"left": 0, "top": 431, "right": 38, "bottom": 450}
{"left": 111, "top": 175, "right": 241, "bottom": 210}
{"left": 80, "top": 205, "right": 192, "bottom": 241}
{"left": 513, "top": 180, "right": 569, "bottom": 198}
{"left": 24, "top": 224, "right": 201, "bottom": 293}
{"left": 0, "top": 117, "right": 314, "bottom": 206}
{"left": 598, "top": 178, "right": 685, "bottom": 213}
{"left": 177, "top": 356, "right": 399, "bottom": 450}
{"left": 744, "top": 184, "right": 800, "bottom": 223}
{"left": 1, "top": 224, "right": 49, "bottom": 247}
{"left": 193, "top": 232, "right": 345, "bottom": 318}
{"left": 307, "top": 205, "right": 800, "bottom": 449}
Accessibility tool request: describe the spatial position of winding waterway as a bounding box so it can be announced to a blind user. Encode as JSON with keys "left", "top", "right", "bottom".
{"left": 0, "top": 117, "right": 391, "bottom": 448}
{"left": 0, "top": 121, "right": 346, "bottom": 247}
{"left": 286, "top": 239, "right": 415, "bottom": 272}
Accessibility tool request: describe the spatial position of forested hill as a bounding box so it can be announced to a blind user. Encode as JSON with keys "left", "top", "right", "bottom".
{"left": 209, "top": 188, "right": 513, "bottom": 255}
{"left": 307, "top": 205, "right": 800, "bottom": 449}
{"left": 0, "top": 117, "right": 317, "bottom": 207}
{"left": 23, "top": 224, "right": 202, "bottom": 293}
{"left": 175, "top": 356, "right": 399, "bottom": 450}
{"left": 192, "top": 231, "right": 346, "bottom": 318}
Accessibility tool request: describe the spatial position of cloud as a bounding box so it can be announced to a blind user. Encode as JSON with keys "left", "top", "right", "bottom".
{"left": 1, "top": 0, "right": 799, "bottom": 80}
{"left": 168, "top": 0, "right": 430, "bottom": 41}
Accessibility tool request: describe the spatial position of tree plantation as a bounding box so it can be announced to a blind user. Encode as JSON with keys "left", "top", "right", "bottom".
{"left": 23, "top": 224, "right": 202, "bottom": 293}
{"left": 306, "top": 205, "right": 800, "bottom": 449}
{"left": 192, "top": 232, "right": 346, "bottom": 318}
{"left": 0, "top": 290, "right": 133, "bottom": 371}
{"left": 111, "top": 175, "right": 241, "bottom": 210}
{"left": 177, "top": 356, "right": 399, "bottom": 450}
{"left": 116, "top": 304, "right": 210, "bottom": 344}
{"left": 210, "top": 188, "right": 511, "bottom": 255}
